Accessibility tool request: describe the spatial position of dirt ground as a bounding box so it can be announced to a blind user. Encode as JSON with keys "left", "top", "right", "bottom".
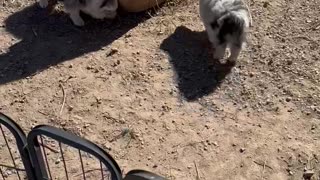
{"left": 0, "top": 0, "right": 320, "bottom": 179}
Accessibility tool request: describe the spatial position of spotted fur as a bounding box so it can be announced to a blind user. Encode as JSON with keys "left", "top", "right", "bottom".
{"left": 39, "top": 0, "right": 118, "bottom": 26}
{"left": 200, "top": 0, "right": 251, "bottom": 64}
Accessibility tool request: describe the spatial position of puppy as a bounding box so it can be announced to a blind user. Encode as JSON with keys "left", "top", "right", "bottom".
{"left": 39, "top": 0, "right": 118, "bottom": 26}
{"left": 200, "top": 0, "right": 251, "bottom": 65}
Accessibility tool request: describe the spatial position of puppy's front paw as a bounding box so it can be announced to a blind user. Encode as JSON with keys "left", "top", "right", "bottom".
{"left": 39, "top": 0, "right": 49, "bottom": 8}
{"left": 226, "top": 58, "right": 236, "bottom": 67}
{"left": 72, "top": 18, "right": 85, "bottom": 26}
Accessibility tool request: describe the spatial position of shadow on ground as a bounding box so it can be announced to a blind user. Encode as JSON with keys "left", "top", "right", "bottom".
{"left": 0, "top": 4, "right": 148, "bottom": 85}
{"left": 160, "top": 26, "right": 233, "bottom": 101}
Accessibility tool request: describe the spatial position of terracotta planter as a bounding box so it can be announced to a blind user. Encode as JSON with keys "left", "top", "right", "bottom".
{"left": 119, "top": 0, "right": 166, "bottom": 12}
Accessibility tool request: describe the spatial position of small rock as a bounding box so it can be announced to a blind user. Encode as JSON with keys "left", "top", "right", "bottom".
{"left": 55, "top": 158, "right": 61, "bottom": 164}
{"left": 240, "top": 148, "right": 246, "bottom": 153}
{"left": 6, "top": 170, "right": 13, "bottom": 176}
{"left": 285, "top": 97, "right": 292, "bottom": 102}
{"left": 303, "top": 170, "right": 314, "bottom": 179}
{"left": 103, "top": 143, "right": 112, "bottom": 151}
{"left": 86, "top": 66, "right": 93, "bottom": 70}
{"left": 106, "top": 48, "right": 119, "bottom": 57}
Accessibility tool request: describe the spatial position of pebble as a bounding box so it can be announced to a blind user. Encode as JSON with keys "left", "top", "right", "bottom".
{"left": 285, "top": 97, "right": 292, "bottom": 102}
{"left": 103, "top": 143, "right": 112, "bottom": 151}
{"left": 303, "top": 170, "right": 314, "bottom": 179}
{"left": 55, "top": 158, "right": 61, "bottom": 164}
{"left": 106, "top": 48, "right": 119, "bottom": 57}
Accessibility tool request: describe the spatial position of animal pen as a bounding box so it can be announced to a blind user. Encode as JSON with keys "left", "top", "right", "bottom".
{"left": 0, "top": 113, "right": 166, "bottom": 180}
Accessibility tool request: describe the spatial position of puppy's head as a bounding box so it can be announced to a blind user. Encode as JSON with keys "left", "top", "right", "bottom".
{"left": 100, "top": 0, "right": 118, "bottom": 19}
{"left": 210, "top": 12, "right": 246, "bottom": 44}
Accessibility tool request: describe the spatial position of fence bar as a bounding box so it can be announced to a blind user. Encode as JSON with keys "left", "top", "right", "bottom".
{"left": 58, "top": 142, "right": 69, "bottom": 180}
{"left": 78, "top": 150, "right": 86, "bottom": 180}
{"left": 0, "top": 167, "right": 5, "bottom": 180}
{"left": 27, "top": 125, "right": 122, "bottom": 180}
{"left": 0, "top": 113, "right": 36, "bottom": 180}
{"left": 0, "top": 125, "right": 21, "bottom": 180}
{"left": 40, "top": 136, "right": 53, "bottom": 180}
{"left": 100, "top": 161, "right": 104, "bottom": 180}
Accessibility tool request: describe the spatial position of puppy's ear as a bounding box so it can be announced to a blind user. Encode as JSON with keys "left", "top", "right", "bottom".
{"left": 217, "top": 12, "right": 230, "bottom": 27}
{"left": 210, "top": 12, "right": 230, "bottom": 30}
{"left": 100, "top": 0, "right": 118, "bottom": 10}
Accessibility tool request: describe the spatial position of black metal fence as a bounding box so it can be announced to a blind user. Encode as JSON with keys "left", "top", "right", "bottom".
{"left": 0, "top": 113, "right": 166, "bottom": 180}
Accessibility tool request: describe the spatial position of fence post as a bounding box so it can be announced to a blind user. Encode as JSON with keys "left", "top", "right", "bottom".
{"left": 0, "top": 113, "right": 37, "bottom": 180}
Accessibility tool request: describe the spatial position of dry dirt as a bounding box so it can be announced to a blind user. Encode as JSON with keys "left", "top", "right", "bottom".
{"left": 0, "top": 0, "right": 320, "bottom": 179}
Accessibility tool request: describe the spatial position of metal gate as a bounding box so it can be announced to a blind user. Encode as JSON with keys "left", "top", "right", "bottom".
{"left": 0, "top": 113, "right": 166, "bottom": 180}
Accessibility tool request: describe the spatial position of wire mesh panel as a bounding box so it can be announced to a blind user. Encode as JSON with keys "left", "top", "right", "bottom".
{"left": 0, "top": 113, "right": 167, "bottom": 180}
{"left": 36, "top": 136, "right": 114, "bottom": 180}
{"left": 0, "top": 113, "right": 35, "bottom": 180}
{"left": 27, "top": 125, "right": 122, "bottom": 180}
{"left": 0, "top": 125, "right": 26, "bottom": 180}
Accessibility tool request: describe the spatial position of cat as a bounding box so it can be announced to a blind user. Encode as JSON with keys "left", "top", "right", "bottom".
{"left": 39, "top": 0, "right": 118, "bottom": 26}
{"left": 199, "top": 0, "right": 251, "bottom": 65}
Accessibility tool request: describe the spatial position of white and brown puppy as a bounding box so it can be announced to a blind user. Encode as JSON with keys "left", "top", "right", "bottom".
{"left": 39, "top": 0, "right": 118, "bottom": 26}
{"left": 200, "top": 0, "right": 251, "bottom": 65}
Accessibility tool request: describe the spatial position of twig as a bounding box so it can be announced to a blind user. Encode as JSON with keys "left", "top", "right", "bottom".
{"left": 254, "top": 160, "right": 273, "bottom": 170}
{"left": 260, "top": 159, "right": 266, "bottom": 179}
{"left": 38, "top": 110, "right": 49, "bottom": 116}
{"left": 73, "top": 168, "right": 109, "bottom": 177}
{"left": 31, "top": 27, "right": 38, "bottom": 37}
{"left": 243, "top": 0, "right": 253, "bottom": 27}
{"left": 39, "top": 142, "right": 59, "bottom": 153}
{"left": 291, "top": 35, "right": 319, "bottom": 45}
{"left": 194, "top": 161, "right": 201, "bottom": 180}
{"left": 59, "top": 83, "right": 66, "bottom": 116}
{"left": 0, "top": 164, "right": 25, "bottom": 171}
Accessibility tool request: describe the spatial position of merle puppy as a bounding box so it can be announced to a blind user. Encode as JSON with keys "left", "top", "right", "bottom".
{"left": 200, "top": 0, "right": 251, "bottom": 65}
{"left": 39, "top": 0, "right": 118, "bottom": 26}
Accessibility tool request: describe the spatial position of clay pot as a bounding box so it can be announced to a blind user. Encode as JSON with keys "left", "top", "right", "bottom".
{"left": 119, "top": 0, "right": 166, "bottom": 12}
